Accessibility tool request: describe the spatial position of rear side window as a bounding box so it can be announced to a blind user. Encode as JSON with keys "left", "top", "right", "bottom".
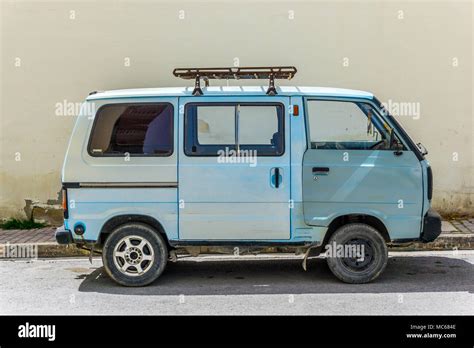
{"left": 88, "top": 103, "right": 173, "bottom": 156}
{"left": 185, "top": 103, "right": 284, "bottom": 156}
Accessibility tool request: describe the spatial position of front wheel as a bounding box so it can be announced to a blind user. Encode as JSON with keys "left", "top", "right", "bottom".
{"left": 325, "top": 223, "right": 388, "bottom": 284}
{"left": 102, "top": 223, "right": 168, "bottom": 286}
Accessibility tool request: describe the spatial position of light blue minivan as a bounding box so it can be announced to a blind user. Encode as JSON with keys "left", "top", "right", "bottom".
{"left": 56, "top": 67, "right": 441, "bottom": 286}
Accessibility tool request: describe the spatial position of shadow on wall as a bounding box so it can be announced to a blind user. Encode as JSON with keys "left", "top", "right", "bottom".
{"left": 77, "top": 256, "right": 474, "bottom": 296}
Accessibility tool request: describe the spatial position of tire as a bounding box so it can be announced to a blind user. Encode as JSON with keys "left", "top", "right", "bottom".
{"left": 102, "top": 223, "right": 168, "bottom": 287}
{"left": 325, "top": 223, "right": 388, "bottom": 284}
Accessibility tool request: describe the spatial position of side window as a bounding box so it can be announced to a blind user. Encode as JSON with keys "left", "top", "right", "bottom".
{"left": 197, "top": 106, "right": 235, "bottom": 145}
{"left": 239, "top": 106, "right": 279, "bottom": 145}
{"left": 88, "top": 103, "right": 173, "bottom": 156}
{"left": 306, "top": 100, "right": 402, "bottom": 150}
{"left": 185, "top": 103, "right": 284, "bottom": 156}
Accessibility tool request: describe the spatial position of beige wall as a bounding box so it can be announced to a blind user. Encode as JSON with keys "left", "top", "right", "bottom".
{"left": 1, "top": 0, "right": 473, "bottom": 217}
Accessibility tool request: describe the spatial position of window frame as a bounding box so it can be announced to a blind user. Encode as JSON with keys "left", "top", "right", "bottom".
{"left": 184, "top": 102, "right": 285, "bottom": 157}
{"left": 303, "top": 97, "right": 408, "bottom": 151}
{"left": 87, "top": 102, "right": 174, "bottom": 158}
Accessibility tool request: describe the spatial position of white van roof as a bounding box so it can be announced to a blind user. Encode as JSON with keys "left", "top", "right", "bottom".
{"left": 86, "top": 86, "right": 374, "bottom": 100}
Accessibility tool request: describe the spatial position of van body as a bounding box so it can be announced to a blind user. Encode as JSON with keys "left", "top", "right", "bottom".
{"left": 56, "top": 85, "right": 441, "bottom": 286}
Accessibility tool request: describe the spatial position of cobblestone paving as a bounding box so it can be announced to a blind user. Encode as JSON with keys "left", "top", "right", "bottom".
{"left": 0, "top": 227, "right": 56, "bottom": 244}
{"left": 449, "top": 219, "right": 474, "bottom": 234}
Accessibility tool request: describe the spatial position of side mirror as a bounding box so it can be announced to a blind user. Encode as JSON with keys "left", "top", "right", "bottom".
{"left": 417, "top": 142, "right": 428, "bottom": 156}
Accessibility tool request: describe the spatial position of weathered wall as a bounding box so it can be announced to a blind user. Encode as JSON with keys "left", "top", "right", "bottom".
{"left": 1, "top": 0, "right": 473, "bottom": 217}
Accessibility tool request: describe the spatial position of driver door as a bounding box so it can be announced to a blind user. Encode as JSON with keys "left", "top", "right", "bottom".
{"left": 302, "top": 98, "right": 423, "bottom": 239}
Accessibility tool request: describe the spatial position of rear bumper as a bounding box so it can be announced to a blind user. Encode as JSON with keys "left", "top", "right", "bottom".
{"left": 55, "top": 226, "right": 73, "bottom": 245}
{"left": 420, "top": 208, "right": 442, "bottom": 243}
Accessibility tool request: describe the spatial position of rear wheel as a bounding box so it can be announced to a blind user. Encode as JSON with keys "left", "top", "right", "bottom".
{"left": 102, "top": 223, "right": 168, "bottom": 286}
{"left": 325, "top": 223, "right": 388, "bottom": 284}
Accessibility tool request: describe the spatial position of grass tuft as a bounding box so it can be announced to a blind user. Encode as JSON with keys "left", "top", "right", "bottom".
{"left": 0, "top": 218, "right": 47, "bottom": 230}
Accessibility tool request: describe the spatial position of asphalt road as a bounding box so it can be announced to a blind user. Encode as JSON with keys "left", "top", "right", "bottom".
{"left": 1, "top": 251, "right": 473, "bottom": 315}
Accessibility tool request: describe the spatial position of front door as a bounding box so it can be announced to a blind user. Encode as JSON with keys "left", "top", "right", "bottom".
{"left": 302, "top": 98, "right": 423, "bottom": 239}
{"left": 178, "top": 96, "right": 291, "bottom": 240}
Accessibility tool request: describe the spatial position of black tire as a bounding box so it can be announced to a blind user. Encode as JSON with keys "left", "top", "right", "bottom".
{"left": 325, "top": 223, "right": 388, "bottom": 284}
{"left": 102, "top": 223, "right": 168, "bottom": 287}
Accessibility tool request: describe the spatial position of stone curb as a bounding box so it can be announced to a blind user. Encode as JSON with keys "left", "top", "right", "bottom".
{"left": 388, "top": 234, "right": 474, "bottom": 251}
{"left": 0, "top": 243, "right": 90, "bottom": 258}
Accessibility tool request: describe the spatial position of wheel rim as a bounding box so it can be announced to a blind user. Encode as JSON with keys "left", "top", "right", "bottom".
{"left": 341, "top": 238, "right": 375, "bottom": 272}
{"left": 113, "top": 235, "right": 155, "bottom": 277}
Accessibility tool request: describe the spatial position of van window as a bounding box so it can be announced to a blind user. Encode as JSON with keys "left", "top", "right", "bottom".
{"left": 197, "top": 106, "right": 235, "bottom": 145}
{"left": 88, "top": 103, "right": 173, "bottom": 156}
{"left": 239, "top": 106, "right": 279, "bottom": 145}
{"left": 306, "top": 100, "right": 398, "bottom": 150}
{"left": 185, "top": 103, "right": 284, "bottom": 156}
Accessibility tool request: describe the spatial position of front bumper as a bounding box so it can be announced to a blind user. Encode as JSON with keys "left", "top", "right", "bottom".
{"left": 420, "top": 208, "right": 442, "bottom": 243}
{"left": 55, "top": 226, "right": 73, "bottom": 245}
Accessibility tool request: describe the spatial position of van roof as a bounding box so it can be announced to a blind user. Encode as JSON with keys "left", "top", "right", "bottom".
{"left": 86, "top": 86, "right": 374, "bottom": 101}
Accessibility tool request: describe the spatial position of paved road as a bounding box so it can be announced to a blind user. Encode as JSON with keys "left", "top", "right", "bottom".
{"left": 1, "top": 251, "right": 473, "bottom": 315}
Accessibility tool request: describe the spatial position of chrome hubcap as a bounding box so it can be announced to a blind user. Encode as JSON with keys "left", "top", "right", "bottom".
{"left": 113, "top": 235, "right": 154, "bottom": 276}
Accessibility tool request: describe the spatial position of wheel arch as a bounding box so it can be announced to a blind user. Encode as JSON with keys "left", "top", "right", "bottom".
{"left": 321, "top": 213, "right": 390, "bottom": 247}
{"left": 99, "top": 214, "right": 170, "bottom": 248}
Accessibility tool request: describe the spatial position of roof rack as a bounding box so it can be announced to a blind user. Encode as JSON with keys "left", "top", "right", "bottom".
{"left": 173, "top": 66, "right": 297, "bottom": 96}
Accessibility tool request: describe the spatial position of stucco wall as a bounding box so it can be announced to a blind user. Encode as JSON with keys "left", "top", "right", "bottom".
{"left": 0, "top": 0, "right": 473, "bottom": 217}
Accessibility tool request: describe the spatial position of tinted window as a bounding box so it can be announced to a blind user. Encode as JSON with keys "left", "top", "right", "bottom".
{"left": 89, "top": 103, "right": 173, "bottom": 156}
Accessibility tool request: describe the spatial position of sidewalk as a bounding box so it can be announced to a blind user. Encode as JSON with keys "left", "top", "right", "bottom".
{"left": 0, "top": 227, "right": 87, "bottom": 257}
{"left": 0, "top": 219, "right": 473, "bottom": 258}
{"left": 398, "top": 219, "right": 474, "bottom": 251}
{"left": 0, "top": 227, "right": 55, "bottom": 244}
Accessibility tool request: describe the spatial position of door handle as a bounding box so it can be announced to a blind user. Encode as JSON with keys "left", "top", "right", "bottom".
{"left": 271, "top": 167, "right": 282, "bottom": 188}
{"left": 275, "top": 168, "right": 280, "bottom": 188}
{"left": 312, "top": 167, "right": 330, "bottom": 174}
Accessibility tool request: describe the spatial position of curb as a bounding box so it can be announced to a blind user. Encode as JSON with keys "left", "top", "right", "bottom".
{"left": 389, "top": 233, "right": 474, "bottom": 251}
{"left": 0, "top": 243, "right": 90, "bottom": 258}
{"left": 37, "top": 244, "right": 91, "bottom": 257}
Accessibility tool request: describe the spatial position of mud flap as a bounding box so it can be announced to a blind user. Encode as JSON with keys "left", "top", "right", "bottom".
{"left": 169, "top": 249, "right": 178, "bottom": 262}
{"left": 302, "top": 245, "right": 322, "bottom": 271}
{"left": 89, "top": 244, "right": 94, "bottom": 264}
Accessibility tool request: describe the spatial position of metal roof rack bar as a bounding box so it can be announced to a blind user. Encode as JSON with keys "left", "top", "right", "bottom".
{"left": 172, "top": 66, "right": 297, "bottom": 96}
